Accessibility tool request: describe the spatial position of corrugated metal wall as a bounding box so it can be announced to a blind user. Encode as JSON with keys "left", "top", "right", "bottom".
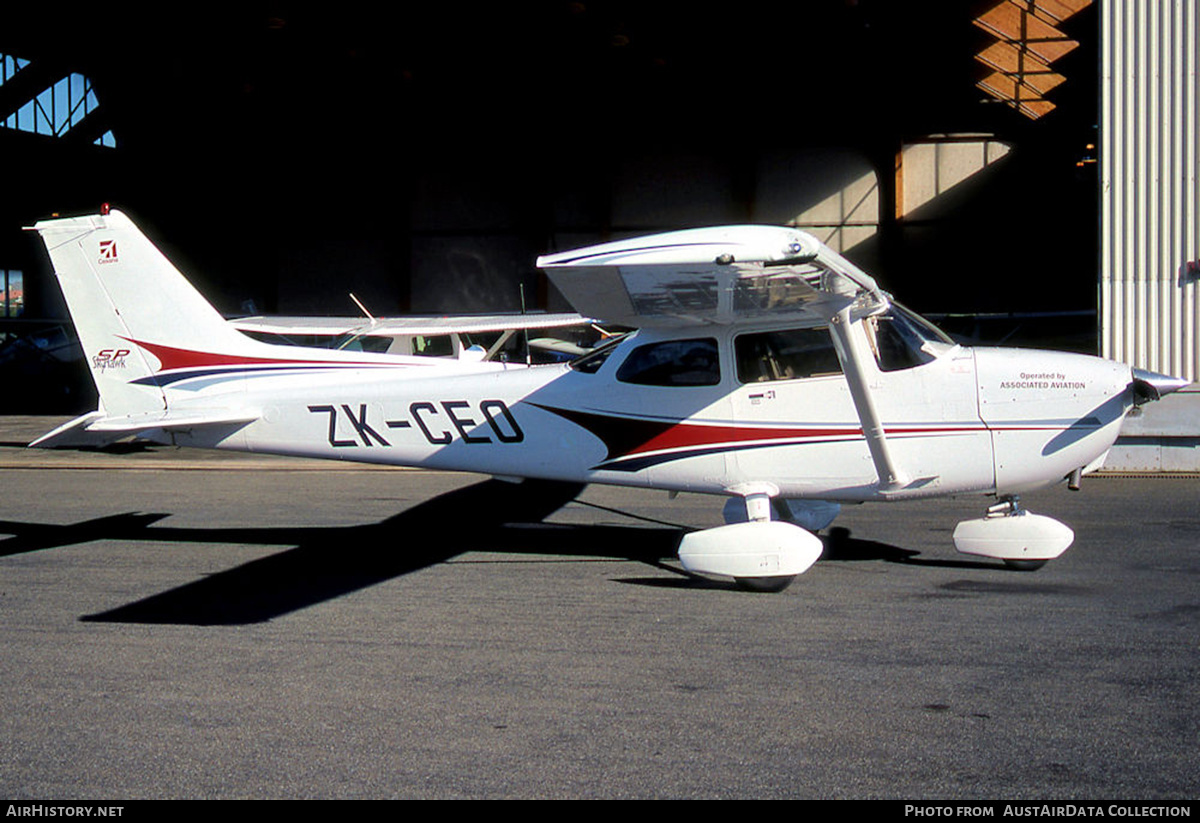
{"left": 1101, "top": 0, "right": 1200, "bottom": 381}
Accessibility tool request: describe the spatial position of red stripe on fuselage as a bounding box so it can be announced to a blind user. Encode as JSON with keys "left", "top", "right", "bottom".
{"left": 535, "top": 404, "right": 989, "bottom": 464}
{"left": 624, "top": 421, "right": 856, "bottom": 456}
{"left": 120, "top": 337, "right": 402, "bottom": 372}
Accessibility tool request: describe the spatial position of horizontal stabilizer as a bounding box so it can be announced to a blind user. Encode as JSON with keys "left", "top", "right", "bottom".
{"left": 30, "top": 409, "right": 259, "bottom": 449}
{"left": 28, "top": 412, "right": 113, "bottom": 449}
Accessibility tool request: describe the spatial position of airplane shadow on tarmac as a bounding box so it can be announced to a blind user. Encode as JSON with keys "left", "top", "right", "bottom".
{"left": 0, "top": 478, "right": 671, "bottom": 625}
{"left": 0, "top": 478, "right": 1004, "bottom": 625}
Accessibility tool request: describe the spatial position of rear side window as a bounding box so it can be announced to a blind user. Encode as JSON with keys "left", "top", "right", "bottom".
{"left": 735, "top": 327, "right": 842, "bottom": 383}
{"left": 616, "top": 338, "right": 720, "bottom": 386}
{"left": 411, "top": 334, "right": 454, "bottom": 357}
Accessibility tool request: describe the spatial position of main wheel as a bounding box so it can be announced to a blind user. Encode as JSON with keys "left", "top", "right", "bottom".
{"left": 734, "top": 575, "right": 797, "bottom": 593}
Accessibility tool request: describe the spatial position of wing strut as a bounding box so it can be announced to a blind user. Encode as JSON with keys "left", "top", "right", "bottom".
{"left": 828, "top": 307, "right": 908, "bottom": 492}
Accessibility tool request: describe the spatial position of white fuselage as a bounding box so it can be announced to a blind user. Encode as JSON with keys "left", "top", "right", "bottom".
{"left": 164, "top": 322, "right": 1134, "bottom": 502}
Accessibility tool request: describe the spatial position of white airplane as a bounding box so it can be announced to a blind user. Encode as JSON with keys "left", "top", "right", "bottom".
{"left": 28, "top": 208, "right": 1187, "bottom": 591}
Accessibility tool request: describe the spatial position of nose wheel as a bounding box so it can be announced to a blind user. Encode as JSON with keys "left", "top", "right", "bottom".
{"left": 953, "top": 495, "right": 1074, "bottom": 569}
{"left": 1003, "top": 559, "right": 1048, "bottom": 571}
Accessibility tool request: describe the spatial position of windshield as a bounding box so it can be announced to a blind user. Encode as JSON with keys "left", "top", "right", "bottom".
{"left": 865, "top": 304, "right": 955, "bottom": 372}
{"left": 332, "top": 332, "right": 395, "bottom": 353}
{"left": 569, "top": 333, "right": 630, "bottom": 374}
{"left": 891, "top": 303, "right": 955, "bottom": 345}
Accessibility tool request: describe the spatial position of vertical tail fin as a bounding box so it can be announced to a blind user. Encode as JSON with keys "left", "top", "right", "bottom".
{"left": 32, "top": 209, "right": 260, "bottom": 417}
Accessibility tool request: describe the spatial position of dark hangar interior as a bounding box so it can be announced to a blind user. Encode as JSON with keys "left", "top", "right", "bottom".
{"left": 0, "top": 1, "right": 1098, "bottom": 410}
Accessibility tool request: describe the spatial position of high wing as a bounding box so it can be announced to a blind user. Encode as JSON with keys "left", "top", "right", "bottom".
{"left": 537, "top": 225, "right": 888, "bottom": 328}
{"left": 229, "top": 313, "right": 600, "bottom": 362}
{"left": 229, "top": 313, "right": 594, "bottom": 338}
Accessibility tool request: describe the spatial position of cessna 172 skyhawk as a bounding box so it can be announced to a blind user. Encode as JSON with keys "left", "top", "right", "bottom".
{"left": 28, "top": 209, "right": 1187, "bottom": 591}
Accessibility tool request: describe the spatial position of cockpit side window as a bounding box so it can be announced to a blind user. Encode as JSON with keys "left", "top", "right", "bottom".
{"left": 735, "top": 327, "right": 842, "bottom": 384}
{"left": 615, "top": 338, "right": 720, "bottom": 386}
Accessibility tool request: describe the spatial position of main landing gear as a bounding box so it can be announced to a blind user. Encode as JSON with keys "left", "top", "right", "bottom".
{"left": 676, "top": 484, "right": 824, "bottom": 593}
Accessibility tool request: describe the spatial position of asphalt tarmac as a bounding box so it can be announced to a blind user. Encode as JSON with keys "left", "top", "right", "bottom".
{"left": 0, "top": 419, "right": 1197, "bottom": 799}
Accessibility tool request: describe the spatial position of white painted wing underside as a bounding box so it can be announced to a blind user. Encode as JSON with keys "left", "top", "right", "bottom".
{"left": 537, "top": 226, "right": 886, "bottom": 328}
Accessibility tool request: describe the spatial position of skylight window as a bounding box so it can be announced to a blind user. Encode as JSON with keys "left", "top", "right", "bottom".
{"left": 972, "top": 1, "right": 1093, "bottom": 120}
{"left": 0, "top": 54, "right": 114, "bottom": 147}
{"left": 0, "top": 53, "right": 30, "bottom": 84}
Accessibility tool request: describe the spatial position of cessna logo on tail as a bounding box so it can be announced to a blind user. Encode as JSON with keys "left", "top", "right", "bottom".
{"left": 98, "top": 240, "right": 118, "bottom": 264}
